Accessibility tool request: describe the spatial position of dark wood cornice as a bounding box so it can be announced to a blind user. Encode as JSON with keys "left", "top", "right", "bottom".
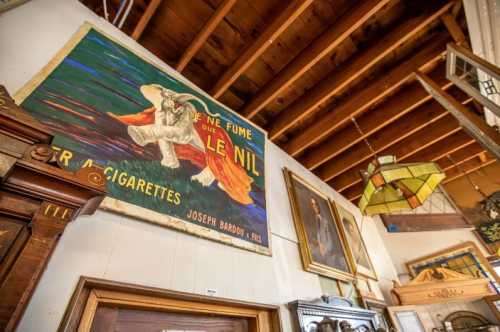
{"left": 0, "top": 86, "right": 52, "bottom": 149}
{"left": 0, "top": 85, "right": 107, "bottom": 331}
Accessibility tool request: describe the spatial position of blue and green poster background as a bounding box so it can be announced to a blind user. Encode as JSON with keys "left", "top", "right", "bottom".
{"left": 17, "top": 24, "right": 269, "bottom": 254}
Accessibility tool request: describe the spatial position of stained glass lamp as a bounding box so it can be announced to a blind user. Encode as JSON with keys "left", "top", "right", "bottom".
{"left": 358, "top": 155, "right": 446, "bottom": 215}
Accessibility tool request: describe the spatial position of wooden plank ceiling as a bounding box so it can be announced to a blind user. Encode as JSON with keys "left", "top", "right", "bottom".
{"left": 81, "top": 0, "right": 497, "bottom": 206}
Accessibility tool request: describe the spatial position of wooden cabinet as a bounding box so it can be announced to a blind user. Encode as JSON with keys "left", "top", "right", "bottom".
{"left": 0, "top": 86, "right": 107, "bottom": 331}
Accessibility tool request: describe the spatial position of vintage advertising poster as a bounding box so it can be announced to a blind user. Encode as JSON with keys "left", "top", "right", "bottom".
{"left": 15, "top": 23, "right": 269, "bottom": 254}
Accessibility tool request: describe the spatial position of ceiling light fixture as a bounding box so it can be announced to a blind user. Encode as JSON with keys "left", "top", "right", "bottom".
{"left": 352, "top": 117, "right": 446, "bottom": 215}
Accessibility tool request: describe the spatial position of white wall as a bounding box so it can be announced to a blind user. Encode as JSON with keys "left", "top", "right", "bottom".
{"left": 0, "top": 1, "right": 399, "bottom": 331}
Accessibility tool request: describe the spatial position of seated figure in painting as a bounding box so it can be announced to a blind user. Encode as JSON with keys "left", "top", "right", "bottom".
{"left": 307, "top": 197, "right": 349, "bottom": 271}
{"left": 112, "top": 84, "right": 254, "bottom": 205}
{"left": 310, "top": 197, "right": 334, "bottom": 257}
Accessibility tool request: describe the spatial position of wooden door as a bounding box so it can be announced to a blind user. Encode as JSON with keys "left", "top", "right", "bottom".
{"left": 60, "top": 278, "right": 281, "bottom": 332}
{"left": 91, "top": 306, "right": 250, "bottom": 332}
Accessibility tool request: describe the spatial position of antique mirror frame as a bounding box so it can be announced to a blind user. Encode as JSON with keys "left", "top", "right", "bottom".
{"left": 283, "top": 168, "right": 354, "bottom": 281}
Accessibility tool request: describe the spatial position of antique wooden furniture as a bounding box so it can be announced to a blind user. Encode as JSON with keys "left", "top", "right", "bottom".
{"left": 392, "top": 267, "right": 495, "bottom": 305}
{"left": 288, "top": 295, "right": 382, "bottom": 331}
{"left": 58, "top": 276, "right": 282, "bottom": 332}
{"left": 0, "top": 86, "right": 107, "bottom": 331}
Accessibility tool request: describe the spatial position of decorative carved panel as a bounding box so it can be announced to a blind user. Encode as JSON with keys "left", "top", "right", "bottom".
{"left": 288, "top": 295, "right": 382, "bottom": 332}
{"left": 391, "top": 267, "right": 495, "bottom": 305}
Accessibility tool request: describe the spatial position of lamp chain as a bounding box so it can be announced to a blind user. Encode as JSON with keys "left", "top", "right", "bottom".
{"left": 351, "top": 117, "right": 377, "bottom": 158}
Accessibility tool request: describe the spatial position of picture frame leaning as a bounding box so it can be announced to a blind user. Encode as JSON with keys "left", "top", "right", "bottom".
{"left": 334, "top": 202, "right": 378, "bottom": 280}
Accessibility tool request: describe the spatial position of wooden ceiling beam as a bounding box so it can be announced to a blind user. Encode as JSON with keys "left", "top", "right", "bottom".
{"left": 344, "top": 143, "right": 489, "bottom": 202}
{"left": 240, "top": 0, "right": 391, "bottom": 119}
{"left": 316, "top": 89, "right": 471, "bottom": 183}
{"left": 268, "top": 2, "right": 454, "bottom": 141}
{"left": 320, "top": 104, "right": 447, "bottom": 182}
{"left": 437, "top": 143, "right": 486, "bottom": 170}
{"left": 176, "top": 0, "right": 237, "bottom": 72}
{"left": 478, "top": 151, "right": 488, "bottom": 162}
{"left": 405, "top": 130, "right": 475, "bottom": 163}
{"left": 328, "top": 113, "right": 462, "bottom": 191}
{"left": 301, "top": 64, "right": 450, "bottom": 170}
{"left": 343, "top": 131, "right": 479, "bottom": 201}
{"left": 441, "top": 13, "right": 468, "bottom": 47}
{"left": 131, "top": 0, "right": 163, "bottom": 40}
{"left": 441, "top": 155, "right": 496, "bottom": 184}
{"left": 283, "top": 33, "right": 450, "bottom": 155}
{"left": 210, "top": 0, "right": 314, "bottom": 98}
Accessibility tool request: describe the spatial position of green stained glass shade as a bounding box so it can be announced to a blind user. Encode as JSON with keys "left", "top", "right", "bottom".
{"left": 358, "top": 155, "right": 446, "bottom": 215}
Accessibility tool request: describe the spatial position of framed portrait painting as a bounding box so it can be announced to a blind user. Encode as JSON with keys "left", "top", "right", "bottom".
{"left": 283, "top": 168, "right": 353, "bottom": 281}
{"left": 335, "top": 203, "right": 377, "bottom": 280}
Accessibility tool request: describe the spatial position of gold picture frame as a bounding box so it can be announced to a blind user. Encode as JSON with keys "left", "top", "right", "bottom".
{"left": 283, "top": 168, "right": 354, "bottom": 281}
{"left": 406, "top": 241, "right": 500, "bottom": 292}
{"left": 334, "top": 202, "right": 378, "bottom": 280}
{"left": 0, "top": 0, "right": 30, "bottom": 13}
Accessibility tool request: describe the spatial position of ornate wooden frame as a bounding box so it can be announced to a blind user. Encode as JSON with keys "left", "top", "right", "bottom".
{"left": 288, "top": 295, "right": 380, "bottom": 331}
{"left": 58, "top": 276, "right": 282, "bottom": 332}
{"left": 0, "top": 86, "right": 107, "bottom": 331}
{"left": 392, "top": 267, "right": 494, "bottom": 305}
{"left": 283, "top": 168, "right": 354, "bottom": 281}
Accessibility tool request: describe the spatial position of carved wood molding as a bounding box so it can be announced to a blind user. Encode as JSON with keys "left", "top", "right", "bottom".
{"left": 0, "top": 85, "right": 107, "bottom": 331}
{"left": 59, "top": 276, "right": 282, "bottom": 332}
{"left": 288, "top": 296, "right": 382, "bottom": 332}
{"left": 391, "top": 267, "right": 495, "bottom": 305}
